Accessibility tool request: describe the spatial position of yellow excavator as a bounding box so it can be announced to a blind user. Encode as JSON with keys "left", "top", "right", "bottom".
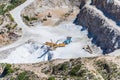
{"left": 45, "top": 40, "right": 65, "bottom": 50}
{"left": 45, "top": 37, "right": 72, "bottom": 50}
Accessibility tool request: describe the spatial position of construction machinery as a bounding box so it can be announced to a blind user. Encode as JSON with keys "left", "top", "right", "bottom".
{"left": 45, "top": 37, "right": 72, "bottom": 50}
{"left": 38, "top": 37, "right": 72, "bottom": 60}
{"left": 45, "top": 40, "right": 65, "bottom": 50}
{"left": 63, "top": 37, "right": 72, "bottom": 44}
{"left": 47, "top": 12, "right": 52, "bottom": 18}
{"left": 42, "top": 16, "right": 47, "bottom": 21}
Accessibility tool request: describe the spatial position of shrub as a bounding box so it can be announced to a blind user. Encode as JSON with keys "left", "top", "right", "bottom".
{"left": 31, "top": 17, "right": 37, "bottom": 20}
{"left": 5, "top": 24, "right": 11, "bottom": 31}
{"left": 0, "top": 0, "right": 26, "bottom": 15}
{"left": 59, "top": 63, "right": 68, "bottom": 71}
{"left": 7, "top": 13, "right": 14, "bottom": 21}
{"left": 10, "top": 0, "right": 26, "bottom": 6}
{"left": 10, "top": 77, "right": 15, "bottom": 80}
{"left": 69, "top": 65, "right": 81, "bottom": 76}
{"left": 23, "top": 16, "right": 30, "bottom": 21}
{"left": 23, "top": 16, "right": 37, "bottom": 21}
{"left": 77, "top": 69, "right": 86, "bottom": 77}
{"left": 17, "top": 71, "right": 27, "bottom": 80}
{"left": 63, "top": 77, "right": 67, "bottom": 80}
{"left": 0, "top": 4, "right": 6, "bottom": 15}
{"left": 16, "top": 71, "right": 39, "bottom": 80}
{"left": 2, "top": 64, "right": 14, "bottom": 76}
{"left": 95, "top": 59, "right": 120, "bottom": 80}
{"left": 48, "top": 76, "right": 55, "bottom": 80}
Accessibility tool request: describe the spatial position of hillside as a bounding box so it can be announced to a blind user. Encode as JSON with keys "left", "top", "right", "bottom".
{"left": 0, "top": 0, "right": 25, "bottom": 47}
{"left": 0, "top": 0, "right": 120, "bottom": 80}
{"left": 0, "top": 56, "right": 120, "bottom": 80}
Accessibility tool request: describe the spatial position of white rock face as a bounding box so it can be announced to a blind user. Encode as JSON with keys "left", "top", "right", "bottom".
{"left": 75, "top": 3, "right": 120, "bottom": 53}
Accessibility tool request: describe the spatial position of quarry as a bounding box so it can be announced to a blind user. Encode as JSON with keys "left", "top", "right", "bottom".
{"left": 0, "top": 0, "right": 120, "bottom": 80}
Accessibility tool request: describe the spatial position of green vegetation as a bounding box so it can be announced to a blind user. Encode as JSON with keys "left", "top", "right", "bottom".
{"left": 10, "top": 77, "right": 15, "bottom": 80}
{"left": 48, "top": 76, "right": 55, "bottom": 80}
{"left": 0, "top": 63, "right": 39, "bottom": 80}
{"left": 1, "top": 58, "right": 120, "bottom": 80}
{"left": 2, "top": 64, "right": 14, "bottom": 77}
{"left": 12, "top": 23, "right": 18, "bottom": 29}
{"left": 6, "top": 13, "right": 14, "bottom": 21}
{"left": 50, "top": 59, "right": 96, "bottom": 80}
{"left": 59, "top": 63, "right": 69, "bottom": 71}
{"left": 0, "top": 4, "right": 6, "bottom": 15}
{"left": 23, "top": 16, "right": 30, "bottom": 21}
{"left": 52, "top": 62, "right": 69, "bottom": 75}
{"left": 0, "top": 0, "right": 26, "bottom": 15}
{"left": 0, "top": 63, "right": 6, "bottom": 68}
{"left": 10, "top": 0, "right": 26, "bottom": 6}
{"left": 17, "top": 71, "right": 27, "bottom": 80}
{"left": 5, "top": 24, "right": 12, "bottom": 31}
{"left": 23, "top": 15, "right": 37, "bottom": 21}
{"left": 0, "top": 17, "right": 3, "bottom": 25}
{"left": 31, "top": 17, "right": 38, "bottom": 21}
{"left": 15, "top": 71, "right": 39, "bottom": 80}
{"left": 69, "top": 65, "right": 81, "bottom": 76}
{"left": 95, "top": 59, "right": 120, "bottom": 80}
{"left": 63, "top": 77, "right": 67, "bottom": 80}
{"left": 7, "top": 0, "right": 26, "bottom": 11}
{"left": 5, "top": 23, "right": 17, "bottom": 32}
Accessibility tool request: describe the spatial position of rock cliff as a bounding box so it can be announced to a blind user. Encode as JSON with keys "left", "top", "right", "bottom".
{"left": 91, "top": 0, "right": 120, "bottom": 25}
{"left": 75, "top": 0, "right": 120, "bottom": 54}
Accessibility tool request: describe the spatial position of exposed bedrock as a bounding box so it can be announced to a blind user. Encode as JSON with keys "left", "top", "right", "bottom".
{"left": 75, "top": 5, "right": 120, "bottom": 54}
{"left": 91, "top": 0, "right": 120, "bottom": 25}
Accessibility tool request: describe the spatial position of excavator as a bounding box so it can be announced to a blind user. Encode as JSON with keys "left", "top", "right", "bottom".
{"left": 45, "top": 37, "right": 72, "bottom": 50}
{"left": 45, "top": 40, "right": 65, "bottom": 50}
{"left": 38, "top": 37, "right": 72, "bottom": 60}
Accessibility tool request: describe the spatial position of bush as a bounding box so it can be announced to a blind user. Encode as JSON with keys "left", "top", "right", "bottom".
{"left": 5, "top": 24, "right": 11, "bottom": 31}
{"left": 10, "top": 0, "right": 26, "bottom": 6}
{"left": 23, "top": 16, "right": 30, "bottom": 21}
{"left": 0, "top": 0, "right": 26, "bottom": 15}
{"left": 95, "top": 59, "right": 120, "bottom": 80}
{"left": 31, "top": 17, "right": 37, "bottom": 21}
{"left": 10, "top": 77, "right": 15, "bottom": 80}
{"left": 59, "top": 63, "right": 68, "bottom": 71}
{"left": 16, "top": 71, "right": 39, "bottom": 80}
{"left": 48, "top": 76, "right": 55, "bottom": 80}
{"left": 63, "top": 77, "right": 67, "bottom": 80}
{"left": 77, "top": 69, "right": 86, "bottom": 77}
{"left": 17, "top": 71, "right": 27, "bottom": 80}
{"left": 69, "top": 65, "right": 81, "bottom": 76}
{"left": 0, "top": 4, "right": 6, "bottom": 15}
{"left": 7, "top": 13, "right": 14, "bottom": 21}
{"left": 23, "top": 16, "right": 37, "bottom": 21}
{"left": 2, "top": 64, "right": 14, "bottom": 76}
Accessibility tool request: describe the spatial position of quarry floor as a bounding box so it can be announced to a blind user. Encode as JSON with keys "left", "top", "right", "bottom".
{"left": 0, "top": 0, "right": 119, "bottom": 64}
